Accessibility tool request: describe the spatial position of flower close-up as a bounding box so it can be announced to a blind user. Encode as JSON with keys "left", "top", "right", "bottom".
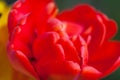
{"left": 7, "top": 0, "right": 120, "bottom": 80}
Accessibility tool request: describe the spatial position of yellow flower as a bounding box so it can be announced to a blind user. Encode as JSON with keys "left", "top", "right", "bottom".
{"left": 0, "top": 1, "right": 12, "bottom": 80}
{"left": 0, "top": 1, "right": 10, "bottom": 44}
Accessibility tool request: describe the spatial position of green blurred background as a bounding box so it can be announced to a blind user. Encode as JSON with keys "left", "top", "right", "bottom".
{"left": 3, "top": 0, "right": 120, "bottom": 80}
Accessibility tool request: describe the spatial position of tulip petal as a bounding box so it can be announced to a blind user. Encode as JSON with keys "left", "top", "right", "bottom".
{"left": 97, "top": 12, "right": 118, "bottom": 40}
{"left": 35, "top": 60, "right": 80, "bottom": 79}
{"left": 57, "top": 37, "right": 80, "bottom": 63}
{"left": 33, "top": 32, "right": 65, "bottom": 61}
{"left": 63, "top": 22, "right": 83, "bottom": 37}
{"left": 57, "top": 4, "right": 96, "bottom": 23}
{"left": 81, "top": 66, "right": 102, "bottom": 79}
{"left": 105, "top": 20, "right": 117, "bottom": 39}
{"left": 8, "top": 0, "right": 58, "bottom": 35}
{"left": 8, "top": 16, "right": 34, "bottom": 58}
{"left": 7, "top": 50, "right": 38, "bottom": 79}
{"left": 9, "top": 14, "right": 35, "bottom": 44}
{"left": 88, "top": 41, "right": 120, "bottom": 77}
{"left": 8, "top": 0, "right": 30, "bottom": 34}
{"left": 31, "top": 0, "right": 58, "bottom": 34}
{"left": 57, "top": 4, "right": 106, "bottom": 55}
{"left": 73, "top": 66, "right": 101, "bottom": 80}
{"left": 71, "top": 36, "right": 89, "bottom": 66}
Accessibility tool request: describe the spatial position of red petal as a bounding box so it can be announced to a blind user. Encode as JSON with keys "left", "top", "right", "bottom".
{"left": 101, "top": 57, "right": 120, "bottom": 78}
{"left": 88, "top": 41, "right": 120, "bottom": 77}
{"left": 97, "top": 12, "right": 118, "bottom": 40}
{"left": 57, "top": 4, "right": 106, "bottom": 54}
{"left": 64, "top": 22, "right": 83, "bottom": 37}
{"left": 8, "top": 0, "right": 30, "bottom": 34}
{"left": 64, "top": 61, "right": 81, "bottom": 75}
{"left": 10, "top": 14, "right": 35, "bottom": 45}
{"left": 106, "top": 20, "right": 117, "bottom": 39}
{"left": 82, "top": 66, "right": 101, "bottom": 79}
{"left": 46, "top": 18, "right": 70, "bottom": 39}
{"left": 8, "top": 0, "right": 58, "bottom": 35}
{"left": 7, "top": 50, "right": 38, "bottom": 79}
{"left": 79, "top": 36, "right": 89, "bottom": 66}
{"left": 33, "top": 32, "right": 65, "bottom": 61}
{"left": 46, "top": 18, "right": 64, "bottom": 32}
{"left": 71, "top": 36, "right": 89, "bottom": 66}
{"left": 57, "top": 37, "right": 80, "bottom": 63}
{"left": 81, "top": 66, "right": 102, "bottom": 80}
{"left": 57, "top": 4, "right": 96, "bottom": 23}
{"left": 9, "top": 15, "right": 35, "bottom": 58}
{"left": 31, "top": 1, "right": 58, "bottom": 35}
{"left": 35, "top": 60, "right": 80, "bottom": 79}
{"left": 74, "top": 66, "right": 101, "bottom": 80}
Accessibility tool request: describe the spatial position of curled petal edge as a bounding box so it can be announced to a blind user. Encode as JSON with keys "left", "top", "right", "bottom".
{"left": 7, "top": 49, "right": 39, "bottom": 79}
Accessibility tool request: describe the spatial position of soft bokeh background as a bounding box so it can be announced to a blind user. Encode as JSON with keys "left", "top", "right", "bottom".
{"left": 1, "top": 0, "right": 120, "bottom": 80}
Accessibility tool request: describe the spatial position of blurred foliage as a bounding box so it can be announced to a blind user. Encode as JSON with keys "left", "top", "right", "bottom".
{"left": 2, "top": 0, "right": 120, "bottom": 80}
{"left": 5, "top": 0, "right": 15, "bottom": 4}
{"left": 102, "top": 68, "right": 120, "bottom": 80}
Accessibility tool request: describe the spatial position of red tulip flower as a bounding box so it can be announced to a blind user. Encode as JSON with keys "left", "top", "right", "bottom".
{"left": 7, "top": 0, "right": 120, "bottom": 80}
